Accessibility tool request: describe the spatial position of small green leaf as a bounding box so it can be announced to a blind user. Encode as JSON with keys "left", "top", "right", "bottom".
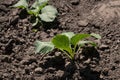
{"left": 37, "top": 0, "right": 48, "bottom": 10}
{"left": 29, "top": 0, "right": 48, "bottom": 15}
{"left": 90, "top": 33, "right": 101, "bottom": 39}
{"left": 34, "top": 40, "right": 54, "bottom": 54}
{"left": 31, "top": 0, "right": 48, "bottom": 8}
{"left": 79, "top": 41, "right": 97, "bottom": 47}
{"left": 27, "top": 7, "right": 40, "bottom": 16}
{"left": 52, "top": 35, "right": 72, "bottom": 52}
{"left": 13, "top": 0, "right": 28, "bottom": 9}
{"left": 31, "top": 0, "right": 38, "bottom": 8}
{"left": 71, "top": 34, "right": 90, "bottom": 46}
{"left": 38, "top": 0, "right": 48, "bottom": 4}
{"left": 61, "top": 32, "right": 75, "bottom": 39}
{"left": 40, "top": 5, "right": 58, "bottom": 22}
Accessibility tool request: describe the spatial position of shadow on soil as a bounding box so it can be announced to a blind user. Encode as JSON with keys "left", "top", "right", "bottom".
{"left": 70, "top": 47, "right": 102, "bottom": 80}
{"left": 40, "top": 47, "right": 102, "bottom": 80}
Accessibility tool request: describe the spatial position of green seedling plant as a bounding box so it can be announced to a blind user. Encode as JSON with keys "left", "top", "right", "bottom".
{"left": 13, "top": 0, "right": 58, "bottom": 26}
{"left": 35, "top": 32, "right": 101, "bottom": 60}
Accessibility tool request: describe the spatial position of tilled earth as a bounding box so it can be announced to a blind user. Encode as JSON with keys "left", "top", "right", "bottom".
{"left": 0, "top": 0, "right": 120, "bottom": 80}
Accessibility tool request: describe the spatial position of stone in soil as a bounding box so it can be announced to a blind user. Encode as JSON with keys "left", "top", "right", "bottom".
{"left": 34, "top": 67, "right": 43, "bottom": 74}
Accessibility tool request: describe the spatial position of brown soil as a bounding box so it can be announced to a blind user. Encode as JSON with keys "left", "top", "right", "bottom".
{"left": 0, "top": 0, "right": 120, "bottom": 80}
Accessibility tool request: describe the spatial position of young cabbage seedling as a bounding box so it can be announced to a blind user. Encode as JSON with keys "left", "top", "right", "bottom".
{"left": 13, "top": 0, "right": 58, "bottom": 26}
{"left": 34, "top": 32, "right": 101, "bottom": 60}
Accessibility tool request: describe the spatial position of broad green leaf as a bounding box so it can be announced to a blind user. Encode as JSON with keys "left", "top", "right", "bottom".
{"left": 61, "top": 32, "right": 75, "bottom": 39}
{"left": 52, "top": 35, "right": 72, "bottom": 53}
{"left": 90, "top": 33, "right": 101, "bottom": 39}
{"left": 13, "top": 0, "right": 28, "bottom": 9}
{"left": 40, "top": 5, "right": 58, "bottom": 22}
{"left": 71, "top": 34, "right": 90, "bottom": 46}
{"left": 34, "top": 40, "right": 54, "bottom": 54}
{"left": 79, "top": 41, "right": 97, "bottom": 47}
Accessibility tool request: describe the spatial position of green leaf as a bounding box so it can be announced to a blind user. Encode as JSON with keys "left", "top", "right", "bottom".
{"left": 31, "top": 0, "right": 48, "bottom": 8}
{"left": 13, "top": 0, "right": 28, "bottom": 9}
{"left": 29, "top": 0, "right": 48, "bottom": 15}
{"left": 34, "top": 40, "right": 54, "bottom": 54}
{"left": 27, "top": 7, "right": 40, "bottom": 15}
{"left": 79, "top": 41, "right": 97, "bottom": 47}
{"left": 52, "top": 35, "right": 72, "bottom": 53}
{"left": 41, "top": 5, "right": 57, "bottom": 14}
{"left": 71, "top": 34, "right": 90, "bottom": 46}
{"left": 31, "top": 0, "right": 38, "bottom": 8}
{"left": 39, "top": 12, "right": 56, "bottom": 22}
{"left": 90, "top": 33, "right": 101, "bottom": 39}
{"left": 37, "top": 0, "right": 48, "bottom": 10}
{"left": 40, "top": 5, "right": 58, "bottom": 22}
{"left": 61, "top": 32, "right": 75, "bottom": 39}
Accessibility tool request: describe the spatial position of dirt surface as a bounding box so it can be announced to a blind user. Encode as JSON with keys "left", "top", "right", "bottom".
{"left": 0, "top": 0, "right": 120, "bottom": 80}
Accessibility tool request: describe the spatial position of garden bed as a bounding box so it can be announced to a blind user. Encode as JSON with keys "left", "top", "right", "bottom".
{"left": 0, "top": 0, "right": 120, "bottom": 80}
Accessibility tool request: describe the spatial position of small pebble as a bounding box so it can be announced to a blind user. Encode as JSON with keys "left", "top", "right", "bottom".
{"left": 55, "top": 52, "right": 61, "bottom": 57}
{"left": 44, "top": 56, "right": 53, "bottom": 60}
{"left": 100, "top": 74, "right": 104, "bottom": 79}
{"left": 78, "top": 20, "right": 88, "bottom": 27}
{"left": 55, "top": 70, "right": 64, "bottom": 77}
{"left": 46, "top": 67, "right": 56, "bottom": 73}
{"left": 79, "top": 55, "right": 85, "bottom": 60}
{"left": 28, "top": 56, "right": 37, "bottom": 63}
{"left": 20, "top": 60, "right": 29, "bottom": 65}
{"left": 34, "top": 67, "right": 43, "bottom": 74}
{"left": 3, "top": 73, "right": 8, "bottom": 77}
{"left": 84, "top": 58, "right": 91, "bottom": 64}
{"left": 99, "top": 44, "right": 109, "bottom": 50}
